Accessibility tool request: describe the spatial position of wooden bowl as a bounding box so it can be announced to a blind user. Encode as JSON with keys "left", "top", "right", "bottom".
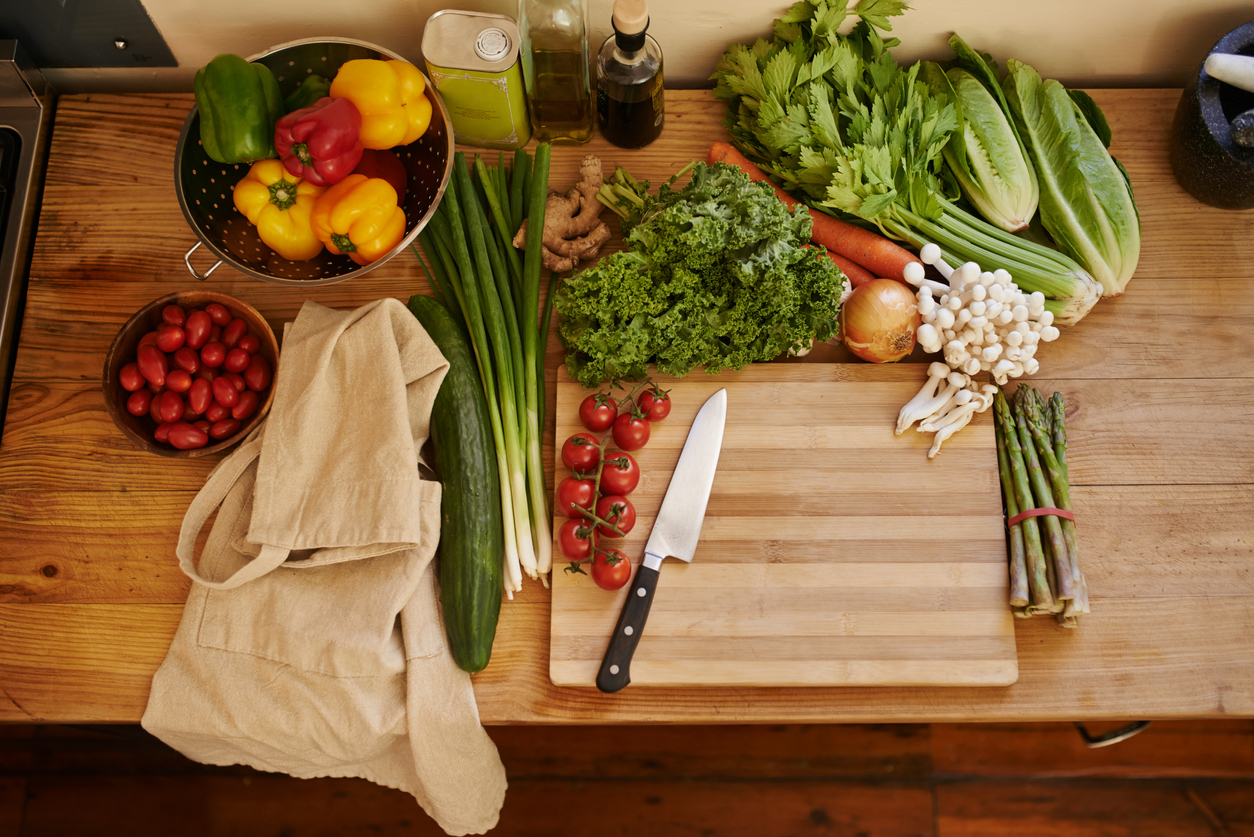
{"left": 102, "top": 291, "right": 280, "bottom": 458}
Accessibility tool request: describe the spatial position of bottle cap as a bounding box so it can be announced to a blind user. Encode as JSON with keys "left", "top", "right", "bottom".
{"left": 612, "top": 0, "right": 649, "bottom": 36}
{"left": 474, "top": 28, "right": 512, "bottom": 62}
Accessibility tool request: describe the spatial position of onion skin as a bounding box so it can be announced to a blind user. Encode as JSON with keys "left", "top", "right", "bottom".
{"left": 840, "top": 278, "right": 921, "bottom": 363}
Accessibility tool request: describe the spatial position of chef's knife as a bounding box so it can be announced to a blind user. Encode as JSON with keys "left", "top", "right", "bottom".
{"left": 596, "top": 388, "right": 728, "bottom": 693}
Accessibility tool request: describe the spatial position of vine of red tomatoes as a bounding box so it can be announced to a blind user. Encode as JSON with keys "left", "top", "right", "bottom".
{"left": 557, "top": 379, "right": 672, "bottom": 590}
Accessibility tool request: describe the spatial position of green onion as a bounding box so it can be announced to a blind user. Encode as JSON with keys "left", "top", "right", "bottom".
{"left": 414, "top": 146, "right": 554, "bottom": 592}
{"left": 519, "top": 144, "right": 552, "bottom": 575}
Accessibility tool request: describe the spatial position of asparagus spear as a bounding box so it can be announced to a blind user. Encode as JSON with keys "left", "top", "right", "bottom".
{"left": 1012, "top": 391, "right": 1075, "bottom": 602}
{"left": 1022, "top": 388, "right": 1080, "bottom": 585}
{"left": 1050, "top": 392, "right": 1069, "bottom": 485}
{"left": 994, "top": 390, "right": 1053, "bottom": 611}
{"left": 995, "top": 410, "right": 1030, "bottom": 607}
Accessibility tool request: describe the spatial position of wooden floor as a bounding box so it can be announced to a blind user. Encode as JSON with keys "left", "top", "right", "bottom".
{"left": 1, "top": 722, "right": 1253, "bottom": 835}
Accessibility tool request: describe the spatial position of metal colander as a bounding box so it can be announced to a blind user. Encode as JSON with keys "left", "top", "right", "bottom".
{"left": 175, "top": 37, "right": 454, "bottom": 285}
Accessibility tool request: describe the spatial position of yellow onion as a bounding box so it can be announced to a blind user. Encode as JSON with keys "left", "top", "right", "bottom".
{"left": 840, "top": 278, "right": 921, "bottom": 363}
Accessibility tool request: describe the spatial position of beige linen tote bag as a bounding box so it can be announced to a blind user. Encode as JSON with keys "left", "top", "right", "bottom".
{"left": 142, "top": 299, "right": 506, "bottom": 836}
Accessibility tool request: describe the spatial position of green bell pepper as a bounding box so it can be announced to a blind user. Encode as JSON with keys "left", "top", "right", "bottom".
{"left": 283, "top": 74, "right": 332, "bottom": 113}
{"left": 193, "top": 53, "right": 283, "bottom": 164}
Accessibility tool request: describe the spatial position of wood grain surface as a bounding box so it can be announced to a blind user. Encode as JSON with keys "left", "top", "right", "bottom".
{"left": 549, "top": 365, "right": 1018, "bottom": 688}
{"left": 0, "top": 89, "right": 1252, "bottom": 723}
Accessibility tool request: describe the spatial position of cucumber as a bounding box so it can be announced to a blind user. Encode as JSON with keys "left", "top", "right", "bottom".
{"left": 408, "top": 293, "right": 503, "bottom": 673}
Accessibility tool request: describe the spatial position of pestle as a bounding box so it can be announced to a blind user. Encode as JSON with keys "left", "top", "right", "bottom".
{"left": 1205, "top": 53, "right": 1254, "bottom": 93}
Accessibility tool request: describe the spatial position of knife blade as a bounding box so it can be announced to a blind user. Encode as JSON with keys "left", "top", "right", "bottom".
{"left": 596, "top": 388, "right": 728, "bottom": 693}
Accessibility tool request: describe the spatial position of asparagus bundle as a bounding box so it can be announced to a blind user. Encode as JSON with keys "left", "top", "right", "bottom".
{"left": 993, "top": 385, "right": 1088, "bottom": 627}
{"left": 414, "top": 147, "right": 556, "bottom": 597}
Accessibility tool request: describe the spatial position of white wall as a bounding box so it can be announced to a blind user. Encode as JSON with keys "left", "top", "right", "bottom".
{"left": 43, "top": 0, "right": 1254, "bottom": 93}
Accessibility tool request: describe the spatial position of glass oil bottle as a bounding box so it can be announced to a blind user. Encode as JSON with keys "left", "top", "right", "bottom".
{"left": 518, "top": 0, "right": 594, "bottom": 144}
{"left": 596, "top": 0, "right": 663, "bottom": 148}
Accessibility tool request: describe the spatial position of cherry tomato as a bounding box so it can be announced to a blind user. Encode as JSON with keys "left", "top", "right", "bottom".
{"left": 184, "top": 310, "right": 212, "bottom": 350}
{"left": 237, "top": 334, "right": 261, "bottom": 355}
{"left": 125, "top": 389, "right": 152, "bottom": 417}
{"left": 197, "top": 366, "right": 218, "bottom": 382}
{"left": 200, "top": 341, "right": 226, "bottom": 368}
{"left": 182, "top": 402, "right": 202, "bottom": 422}
{"left": 194, "top": 420, "right": 213, "bottom": 434}
{"left": 561, "top": 433, "right": 601, "bottom": 472}
{"left": 556, "top": 477, "right": 596, "bottom": 519}
{"left": 153, "top": 422, "right": 174, "bottom": 444}
{"left": 612, "top": 413, "right": 650, "bottom": 451}
{"left": 137, "top": 331, "right": 160, "bottom": 350}
{"left": 221, "top": 318, "right": 247, "bottom": 349}
{"left": 231, "top": 389, "right": 259, "bottom": 421}
{"left": 118, "top": 362, "right": 145, "bottom": 392}
{"left": 205, "top": 303, "right": 232, "bottom": 326}
{"left": 578, "top": 393, "right": 618, "bottom": 432}
{"left": 591, "top": 548, "right": 632, "bottom": 591}
{"left": 557, "top": 519, "right": 597, "bottom": 561}
{"left": 167, "top": 422, "right": 209, "bottom": 450}
{"left": 223, "top": 347, "right": 250, "bottom": 373}
{"left": 161, "top": 305, "right": 186, "bottom": 327}
{"left": 148, "top": 391, "right": 163, "bottom": 422}
{"left": 165, "top": 369, "right": 192, "bottom": 393}
{"left": 212, "top": 376, "right": 239, "bottom": 409}
{"left": 595, "top": 495, "right": 636, "bottom": 538}
{"left": 244, "top": 355, "right": 272, "bottom": 391}
{"left": 136, "top": 344, "right": 167, "bottom": 387}
{"left": 209, "top": 419, "right": 241, "bottom": 440}
{"left": 147, "top": 379, "right": 164, "bottom": 395}
{"left": 158, "top": 391, "right": 184, "bottom": 424}
{"left": 600, "top": 452, "right": 640, "bottom": 495}
{"left": 172, "top": 346, "right": 200, "bottom": 374}
{"left": 188, "top": 378, "right": 213, "bottom": 414}
{"left": 638, "top": 388, "right": 672, "bottom": 421}
{"left": 223, "top": 372, "right": 246, "bottom": 392}
{"left": 205, "top": 401, "right": 231, "bottom": 422}
{"left": 208, "top": 324, "right": 223, "bottom": 343}
{"left": 155, "top": 325, "right": 185, "bottom": 353}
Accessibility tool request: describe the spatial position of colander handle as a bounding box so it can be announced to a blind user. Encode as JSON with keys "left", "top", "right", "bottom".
{"left": 184, "top": 242, "right": 223, "bottom": 281}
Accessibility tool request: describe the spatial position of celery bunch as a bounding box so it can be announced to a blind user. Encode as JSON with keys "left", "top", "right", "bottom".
{"left": 711, "top": 0, "right": 1105, "bottom": 325}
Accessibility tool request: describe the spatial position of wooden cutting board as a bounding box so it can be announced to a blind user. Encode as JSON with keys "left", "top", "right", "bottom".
{"left": 549, "top": 363, "right": 1017, "bottom": 688}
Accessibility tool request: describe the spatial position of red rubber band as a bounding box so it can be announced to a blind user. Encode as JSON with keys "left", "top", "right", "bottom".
{"left": 1007, "top": 507, "right": 1075, "bottom": 527}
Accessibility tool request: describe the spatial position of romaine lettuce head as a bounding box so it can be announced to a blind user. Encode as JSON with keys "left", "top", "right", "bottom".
{"left": 924, "top": 62, "right": 1040, "bottom": 233}
{"left": 1002, "top": 59, "right": 1140, "bottom": 297}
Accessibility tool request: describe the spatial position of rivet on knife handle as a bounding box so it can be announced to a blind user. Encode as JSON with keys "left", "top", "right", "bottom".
{"left": 596, "top": 559, "right": 661, "bottom": 693}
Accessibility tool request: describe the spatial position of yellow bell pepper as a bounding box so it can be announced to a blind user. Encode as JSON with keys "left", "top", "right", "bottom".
{"left": 329, "top": 59, "right": 432, "bottom": 150}
{"left": 232, "top": 159, "right": 326, "bottom": 261}
{"left": 311, "top": 174, "right": 407, "bottom": 265}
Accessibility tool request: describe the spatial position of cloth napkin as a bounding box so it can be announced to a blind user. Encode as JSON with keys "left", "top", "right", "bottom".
{"left": 142, "top": 298, "right": 506, "bottom": 836}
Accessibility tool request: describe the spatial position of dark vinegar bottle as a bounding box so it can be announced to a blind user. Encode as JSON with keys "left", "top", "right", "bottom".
{"left": 596, "top": 0, "right": 664, "bottom": 149}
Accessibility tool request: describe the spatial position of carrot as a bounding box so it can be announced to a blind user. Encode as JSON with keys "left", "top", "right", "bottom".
{"left": 826, "top": 250, "right": 877, "bottom": 289}
{"left": 708, "top": 140, "right": 922, "bottom": 283}
{"left": 708, "top": 141, "right": 801, "bottom": 208}
{"left": 808, "top": 213, "right": 920, "bottom": 283}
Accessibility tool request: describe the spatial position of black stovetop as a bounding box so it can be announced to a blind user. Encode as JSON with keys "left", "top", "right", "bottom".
{"left": 0, "top": 41, "right": 54, "bottom": 444}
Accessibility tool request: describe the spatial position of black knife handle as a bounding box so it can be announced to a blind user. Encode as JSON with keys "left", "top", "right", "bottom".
{"left": 596, "top": 562, "right": 661, "bottom": 693}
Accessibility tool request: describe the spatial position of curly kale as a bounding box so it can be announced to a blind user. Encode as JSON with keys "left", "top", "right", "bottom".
{"left": 554, "top": 162, "right": 846, "bottom": 387}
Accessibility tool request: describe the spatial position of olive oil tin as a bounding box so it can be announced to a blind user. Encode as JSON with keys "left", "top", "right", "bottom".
{"left": 423, "top": 10, "right": 532, "bottom": 150}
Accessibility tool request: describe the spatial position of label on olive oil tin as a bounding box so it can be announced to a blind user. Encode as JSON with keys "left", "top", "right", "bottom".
{"left": 423, "top": 10, "right": 532, "bottom": 150}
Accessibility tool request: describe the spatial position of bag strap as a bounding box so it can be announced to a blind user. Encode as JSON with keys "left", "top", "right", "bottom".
{"left": 175, "top": 435, "right": 290, "bottom": 590}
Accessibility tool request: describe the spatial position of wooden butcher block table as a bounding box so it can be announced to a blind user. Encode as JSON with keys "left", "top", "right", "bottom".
{"left": 1, "top": 90, "right": 1252, "bottom": 724}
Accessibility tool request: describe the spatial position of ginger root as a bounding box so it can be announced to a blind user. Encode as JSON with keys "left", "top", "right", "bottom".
{"left": 513, "top": 154, "right": 611, "bottom": 272}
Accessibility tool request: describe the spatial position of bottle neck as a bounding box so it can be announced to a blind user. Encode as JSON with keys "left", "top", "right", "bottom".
{"left": 612, "top": 18, "right": 648, "bottom": 61}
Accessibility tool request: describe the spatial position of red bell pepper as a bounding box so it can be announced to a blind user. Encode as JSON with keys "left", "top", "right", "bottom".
{"left": 352, "top": 148, "right": 408, "bottom": 203}
{"left": 274, "top": 96, "right": 364, "bottom": 187}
